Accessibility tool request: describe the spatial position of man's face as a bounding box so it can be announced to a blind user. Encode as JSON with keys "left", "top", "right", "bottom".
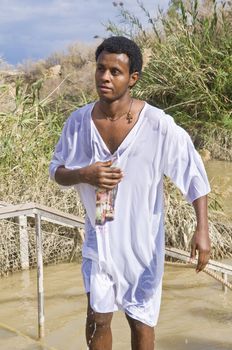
{"left": 95, "top": 50, "right": 138, "bottom": 102}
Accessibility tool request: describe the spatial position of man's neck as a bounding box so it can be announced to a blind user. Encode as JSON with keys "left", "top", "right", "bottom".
{"left": 99, "top": 95, "right": 132, "bottom": 119}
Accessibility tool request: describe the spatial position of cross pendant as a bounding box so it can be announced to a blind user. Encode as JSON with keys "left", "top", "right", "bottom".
{"left": 126, "top": 112, "right": 133, "bottom": 123}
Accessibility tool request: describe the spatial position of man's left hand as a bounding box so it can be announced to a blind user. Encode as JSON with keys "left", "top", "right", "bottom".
{"left": 190, "top": 228, "right": 211, "bottom": 273}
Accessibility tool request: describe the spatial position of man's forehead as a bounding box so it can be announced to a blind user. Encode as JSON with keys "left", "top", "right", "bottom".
{"left": 96, "top": 51, "right": 129, "bottom": 65}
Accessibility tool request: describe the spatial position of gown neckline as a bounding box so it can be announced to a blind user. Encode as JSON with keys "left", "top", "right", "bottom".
{"left": 90, "top": 101, "right": 147, "bottom": 156}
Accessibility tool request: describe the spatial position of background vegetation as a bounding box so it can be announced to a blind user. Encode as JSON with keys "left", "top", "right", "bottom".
{"left": 108, "top": 0, "right": 232, "bottom": 159}
{"left": 0, "top": 0, "right": 232, "bottom": 261}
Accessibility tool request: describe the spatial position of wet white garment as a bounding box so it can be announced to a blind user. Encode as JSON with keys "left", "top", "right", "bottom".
{"left": 81, "top": 257, "right": 162, "bottom": 326}
{"left": 49, "top": 102, "right": 210, "bottom": 326}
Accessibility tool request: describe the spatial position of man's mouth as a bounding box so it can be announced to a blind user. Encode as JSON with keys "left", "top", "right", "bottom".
{"left": 98, "top": 85, "right": 112, "bottom": 91}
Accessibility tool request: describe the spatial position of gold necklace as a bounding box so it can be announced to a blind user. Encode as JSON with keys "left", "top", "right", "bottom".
{"left": 99, "top": 99, "right": 134, "bottom": 123}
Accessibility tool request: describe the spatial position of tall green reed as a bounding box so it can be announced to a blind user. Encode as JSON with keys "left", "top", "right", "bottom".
{"left": 106, "top": 0, "right": 232, "bottom": 128}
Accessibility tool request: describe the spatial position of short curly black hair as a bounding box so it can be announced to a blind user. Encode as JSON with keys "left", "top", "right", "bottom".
{"left": 95, "top": 36, "right": 143, "bottom": 75}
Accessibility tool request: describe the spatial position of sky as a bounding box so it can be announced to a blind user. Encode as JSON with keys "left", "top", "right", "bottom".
{"left": 0, "top": 0, "right": 169, "bottom": 66}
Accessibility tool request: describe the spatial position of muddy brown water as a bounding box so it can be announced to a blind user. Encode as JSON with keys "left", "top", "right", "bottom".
{"left": 1, "top": 160, "right": 232, "bottom": 350}
{"left": 0, "top": 263, "right": 232, "bottom": 350}
{"left": 205, "top": 160, "right": 232, "bottom": 219}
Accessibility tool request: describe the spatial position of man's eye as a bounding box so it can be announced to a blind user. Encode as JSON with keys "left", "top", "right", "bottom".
{"left": 111, "top": 69, "right": 120, "bottom": 75}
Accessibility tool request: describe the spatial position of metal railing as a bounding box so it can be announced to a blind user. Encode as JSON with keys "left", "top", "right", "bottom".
{"left": 165, "top": 247, "right": 232, "bottom": 293}
{"left": 0, "top": 202, "right": 84, "bottom": 339}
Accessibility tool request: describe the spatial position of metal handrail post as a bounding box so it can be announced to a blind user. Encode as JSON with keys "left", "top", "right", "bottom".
{"left": 222, "top": 272, "right": 228, "bottom": 294}
{"left": 35, "top": 213, "right": 45, "bottom": 338}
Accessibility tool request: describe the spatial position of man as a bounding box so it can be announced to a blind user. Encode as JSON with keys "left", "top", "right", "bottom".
{"left": 49, "top": 36, "right": 211, "bottom": 350}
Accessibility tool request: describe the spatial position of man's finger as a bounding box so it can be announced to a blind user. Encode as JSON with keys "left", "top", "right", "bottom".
{"left": 98, "top": 177, "right": 122, "bottom": 187}
{"left": 104, "top": 167, "right": 122, "bottom": 173}
{"left": 98, "top": 183, "right": 119, "bottom": 190}
{"left": 101, "top": 160, "right": 113, "bottom": 167}
{"left": 196, "top": 250, "right": 210, "bottom": 273}
{"left": 102, "top": 172, "right": 123, "bottom": 179}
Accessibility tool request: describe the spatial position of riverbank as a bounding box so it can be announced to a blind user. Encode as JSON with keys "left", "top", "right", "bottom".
{"left": 188, "top": 126, "right": 232, "bottom": 162}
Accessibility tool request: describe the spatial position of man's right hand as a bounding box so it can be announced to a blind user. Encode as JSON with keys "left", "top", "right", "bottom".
{"left": 81, "top": 160, "right": 123, "bottom": 189}
{"left": 55, "top": 161, "right": 123, "bottom": 189}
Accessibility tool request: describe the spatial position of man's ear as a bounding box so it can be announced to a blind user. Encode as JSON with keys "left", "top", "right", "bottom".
{"left": 129, "top": 71, "right": 139, "bottom": 88}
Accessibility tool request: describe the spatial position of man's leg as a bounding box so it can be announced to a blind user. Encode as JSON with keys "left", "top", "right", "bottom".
{"left": 86, "top": 293, "right": 113, "bottom": 350}
{"left": 125, "top": 313, "right": 155, "bottom": 350}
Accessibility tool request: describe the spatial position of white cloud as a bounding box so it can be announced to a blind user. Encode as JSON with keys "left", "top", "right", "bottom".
{"left": 0, "top": 0, "right": 169, "bottom": 64}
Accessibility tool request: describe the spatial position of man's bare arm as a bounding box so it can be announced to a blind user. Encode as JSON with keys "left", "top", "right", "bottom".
{"left": 191, "top": 195, "right": 211, "bottom": 272}
{"left": 54, "top": 160, "right": 123, "bottom": 190}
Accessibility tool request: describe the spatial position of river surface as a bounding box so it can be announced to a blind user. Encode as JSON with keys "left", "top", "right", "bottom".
{"left": 1, "top": 160, "right": 232, "bottom": 350}
{"left": 0, "top": 262, "right": 232, "bottom": 350}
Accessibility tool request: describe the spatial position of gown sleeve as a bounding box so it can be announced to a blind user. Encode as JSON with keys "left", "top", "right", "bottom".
{"left": 49, "top": 111, "right": 80, "bottom": 180}
{"left": 163, "top": 116, "right": 211, "bottom": 203}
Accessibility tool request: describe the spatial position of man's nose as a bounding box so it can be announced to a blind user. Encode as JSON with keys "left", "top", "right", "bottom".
{"left": 101, "top": 70, "right": 110, "bottom": 81}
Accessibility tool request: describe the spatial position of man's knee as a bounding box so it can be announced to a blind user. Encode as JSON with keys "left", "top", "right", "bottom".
{"left": 125, "top": 313, "right": 154, "bottom": 335}
{"left": 86, "top": 293, "right": 113, "bottom": 330}
{"left": 87, "top": 309, "right": 113, "bottom": 330}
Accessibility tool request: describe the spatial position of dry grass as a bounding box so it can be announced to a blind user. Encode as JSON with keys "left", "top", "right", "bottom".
{"left": 0, "top": 218, "right": 83, "bottom": 277}
{"left": 1, "top": 179, "right": 231, "bottom": 277}
{"left": 189, "top": 125, "right": 232, "bottom": 161}
{"left": 165, "top": 180, "right": 232, "bottom": 260}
